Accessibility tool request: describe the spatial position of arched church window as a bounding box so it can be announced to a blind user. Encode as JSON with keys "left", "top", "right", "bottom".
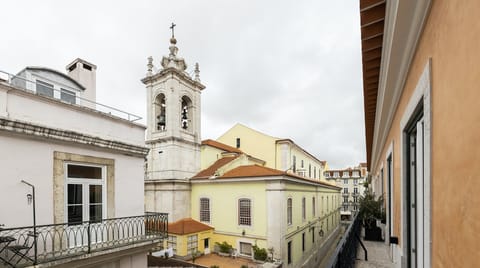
{"left": 155, "top": 94, "right": 166, "bottom": 131}
{"left": 181, "top": 96, "right": 192, "bottom": 131}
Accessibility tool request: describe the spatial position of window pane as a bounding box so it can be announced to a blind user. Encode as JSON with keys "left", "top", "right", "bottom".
{"left": 68, "top": 205, "right": 83, "bottom": 224}
{"left": 89, "top": 185, "right": 102, "bottom": 203}
{"left": 240, "top": 242, "right": 252, "bottom": 256}
{"left": 36, "top": 80, "right": 54, "bottom": 98}
{"left": 200, "top": 198, "right": 210, "bottom": 222}
{"left": 89, "top": 204, "right": 103, "bottom": 222}
{"left": 68, "top": 165, "right": 102, "bottom": 179}
{"left": 67, "top": 184, "right": 82, "bottom": 204}
{"left": 61, "top": 88, "right": 76, "bottom": 104}
{"left": 238, "top": 199, "right": 251, "bottom": 226}
{"left": 287, "top": 198, "right": 292, "bottom": 225}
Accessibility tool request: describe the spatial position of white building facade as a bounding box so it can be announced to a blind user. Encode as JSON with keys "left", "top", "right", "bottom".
{"left": 0, "top": 59, "right": 166, "bottom": 268}
{"left": 324, "top": 163, "right": 367, "bottom": 221}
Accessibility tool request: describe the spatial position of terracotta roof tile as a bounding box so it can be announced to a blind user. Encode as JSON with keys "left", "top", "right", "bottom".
{"left": 216, "top": 165, "right": 340, "bottom": 189}
{"left": 202, "top": 139, "right": 242, "bottom": 153}
{"left": 221, "top": 165, "right": 284, "bottom": 178}
{"left": 168, "top": 218, "right": 213, "bottom": 235}
{"left": 192, "top": 156, "right": 238, "bottom": 179}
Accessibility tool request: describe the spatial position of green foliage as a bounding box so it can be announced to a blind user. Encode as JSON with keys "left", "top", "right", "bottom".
{"left": 252, "top": 244, "right": 268, "bottom": 261}
{"left": 215, "top": 241, "right": 233, "bottom": 253}
{"left": 210, "top": 266, "right": 220, "bottom": 268}
{"left": 358, "top": 188, "right": 386, "bottom": 226}
{"left": 240, "top": 266, "right": 249, "bottom": 268}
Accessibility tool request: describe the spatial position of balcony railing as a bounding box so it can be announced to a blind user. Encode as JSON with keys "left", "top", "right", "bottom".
{"left": 324, "top": 214, "right": 367, "bottom": 268}
{"left": 0, "top": 213, "right": 167, "bottom": 267}
{"left": 0, "top": 70, "right": 142, "bottom": 122}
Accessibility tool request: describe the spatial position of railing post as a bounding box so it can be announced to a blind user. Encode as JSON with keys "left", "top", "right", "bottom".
{"left": 87, "top": 222, "right": 91, "bottom": 254}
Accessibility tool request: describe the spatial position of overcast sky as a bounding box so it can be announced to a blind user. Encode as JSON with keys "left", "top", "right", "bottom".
{"left": 0, "top": 0, "right": 365, "bottom": 169}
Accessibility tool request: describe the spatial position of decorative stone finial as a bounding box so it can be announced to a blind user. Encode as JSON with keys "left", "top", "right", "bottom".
{"left": 194, "top": 63, "right": 201, "bottom": 82}
{"left": 160, "top": 23, "right": 187, "bottom": 71}
{"left": 147, "top": 56, "right": 153, "bottom": 76}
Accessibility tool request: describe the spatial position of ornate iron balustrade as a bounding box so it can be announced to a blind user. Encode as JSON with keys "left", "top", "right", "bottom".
{"left": 324, "top": 214, "right": 367, "bottom": 268}
{"left": 0, "top": 213, "right": 167, "bottom": 267}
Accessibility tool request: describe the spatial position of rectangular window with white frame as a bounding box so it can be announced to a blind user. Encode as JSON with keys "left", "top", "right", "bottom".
{"left": 61, "top": 88, "right": 77, "bottom": 104}
{"left": 287, "top": 198, "right": 292, "bottom": 225}
{"left": 200, "top": 198, "right": 210, "bottom": 223}
{"left": 65, "top": 163, "right": 106, "bottom": 224}
{"left": 302, "top": 197, "right": 306, "bottom": 221}
{"left": 187, "top": 234, "right": 198, "bottom": 255}
{"left": 238, "top": 198, "right": 251, "bottom": 226}
{"left": 36, "top": 80, "right": 54, "bottom": 98}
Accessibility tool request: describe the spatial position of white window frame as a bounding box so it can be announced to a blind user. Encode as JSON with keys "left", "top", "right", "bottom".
{"left": 301, "top": 197, "right": 306, "bottom": 221}
{"left": 199, "top": 197, "right": 211, "bottom": 223}
{"left": 287, "top": 197, "right": 293, "bottom": 225}
{"left": 64, "top": 162, "right": 107, "bottom": 224}
{"left": 238, "top": 198, "right": 252, "bottom": 227}
{"left": 400, "top": 60, "right": 432, "bottom": 268}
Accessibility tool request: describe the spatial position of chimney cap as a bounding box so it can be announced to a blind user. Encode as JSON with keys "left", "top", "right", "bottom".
{"left": 66, "top": 58, "right": 97, "bottom": 72}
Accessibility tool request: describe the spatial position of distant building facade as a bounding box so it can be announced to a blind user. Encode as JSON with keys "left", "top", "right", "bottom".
{"left": 324, "top": 163, "right": 367, "bottom": 221}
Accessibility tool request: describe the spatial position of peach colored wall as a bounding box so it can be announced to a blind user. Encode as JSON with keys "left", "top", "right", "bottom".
{"left": 371, "top": 0, "right": 480, "bottom": 267}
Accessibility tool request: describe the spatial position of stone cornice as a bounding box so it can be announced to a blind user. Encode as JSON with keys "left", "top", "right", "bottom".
{"left": 146, "top": 136, "right": 200, "bottom": 147}
{"left": 141, "top": 67, "right": 205, "bottom": 90}
{"left": 0, "top": 118, "right": 148, "bottom": 157}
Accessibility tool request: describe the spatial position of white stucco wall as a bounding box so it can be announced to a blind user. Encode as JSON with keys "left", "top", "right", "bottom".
{"left": 0, "top": 134, "right": 144, "bottom": 228}
{"left": 0, "top": 83, "right": 146, "bottom": 229}
{"left": 1, "top": 84, "right": 145, "bottom": 146}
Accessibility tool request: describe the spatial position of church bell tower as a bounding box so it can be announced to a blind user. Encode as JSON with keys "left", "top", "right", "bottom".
{"left": 142, "top": 24, "right": 205, "bottom": 221}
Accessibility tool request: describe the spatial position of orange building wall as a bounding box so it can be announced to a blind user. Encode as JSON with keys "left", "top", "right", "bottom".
{"left": 371, "top": 0, "right": 480, "bottom": 267}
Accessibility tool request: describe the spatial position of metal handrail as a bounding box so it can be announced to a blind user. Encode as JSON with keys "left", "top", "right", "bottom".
{"left": 0, "top": 70, "right": 142, "bottom": 122}
{"left": 324, "top": 214, "right": 367, "bottom": 268}
{"left": 0, "top": 213, "right": 168, "bottom": 267}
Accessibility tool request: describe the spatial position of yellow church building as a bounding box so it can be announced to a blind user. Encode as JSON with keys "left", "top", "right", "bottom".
{"left": 143, "top": 32, "right": 341, "bottom": 267}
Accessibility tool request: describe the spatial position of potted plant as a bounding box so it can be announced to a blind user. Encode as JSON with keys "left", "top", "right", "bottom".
{"left": 358, "top": 189, "right": 385, "bottom": 241}
{"left": 215, "top": 241, "right": 233, "bottom": 257}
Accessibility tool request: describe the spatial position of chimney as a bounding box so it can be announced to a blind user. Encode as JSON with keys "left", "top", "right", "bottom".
{"left": 66, "top": 58, "right": 97, "bottom": 108}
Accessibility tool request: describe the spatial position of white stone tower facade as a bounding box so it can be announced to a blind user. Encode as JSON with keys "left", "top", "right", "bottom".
{"left": 142, "top": 31, "right": 205, "bottom": 221}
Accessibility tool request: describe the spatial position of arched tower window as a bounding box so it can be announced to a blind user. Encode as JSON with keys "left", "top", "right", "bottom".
{"left": 181, "top": 96, "right": 192, "bottom": 131}
{"left": 155, "top": 93, "right": 166, "bottom": 131}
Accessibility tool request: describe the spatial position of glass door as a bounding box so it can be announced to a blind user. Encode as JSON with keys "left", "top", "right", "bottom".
{"left": 65, "top": 164, "right": 106, "bottom": 248}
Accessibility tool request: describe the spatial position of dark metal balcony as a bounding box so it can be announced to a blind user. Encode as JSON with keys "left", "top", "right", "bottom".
{"left": 0, "top": 212, "right": 168, "bottom": 267}
{"left": 324, "top": 214, "right": 367, "bottom": 268}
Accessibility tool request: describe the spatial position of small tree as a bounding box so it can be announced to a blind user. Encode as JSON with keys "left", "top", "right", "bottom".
{"left": 252, "top": 244, "right": 268, "bottom": 261}
{"left": 358, "top": 189, "right": 385, "bottom": 227}
{"left": 215, "top": 241, "right": 233, "bottom": 254}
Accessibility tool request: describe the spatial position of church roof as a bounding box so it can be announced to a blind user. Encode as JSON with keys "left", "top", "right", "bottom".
{"left": 195, "top": 164, "right": 340, "bottom": 189}
{"left": 201, "top": 139, "right": 242, "bottom": 153}
{"left": 192, "top": 156, "right": 239, "bottom": 179}
{"left": 221, "top": 165, "right": 284, "bottom": 178}
{"left": 168, "top": 218, "right": 213, "bottom": 235}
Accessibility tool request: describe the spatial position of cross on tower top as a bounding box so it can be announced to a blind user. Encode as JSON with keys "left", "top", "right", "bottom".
{"left": 170, "top": 22, "right": 176, "bottom": 38}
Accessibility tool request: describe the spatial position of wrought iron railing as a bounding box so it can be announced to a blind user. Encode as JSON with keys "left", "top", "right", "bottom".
{"left": 0, "top": 70, "right": 142, "bottom": 122}
{"left": 0, "top": 213, "right": 167, "bottom": 267}
{"left": 324, "top": 214, "right": 367, "bottom": 268}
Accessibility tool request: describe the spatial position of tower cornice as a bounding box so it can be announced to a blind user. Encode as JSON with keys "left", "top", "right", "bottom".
{"left": 141, "top": 67, "right": 205, "bottom": 90}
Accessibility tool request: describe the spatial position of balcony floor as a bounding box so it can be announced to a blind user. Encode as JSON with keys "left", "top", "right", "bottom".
{"left": 355, "top": 229, "right": 393, "bottom": 268}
